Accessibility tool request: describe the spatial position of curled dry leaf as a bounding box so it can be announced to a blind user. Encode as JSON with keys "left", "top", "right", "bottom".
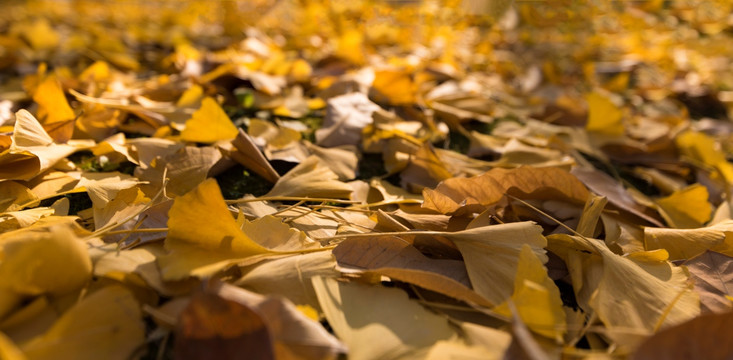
{"left": 423, "top": 167, "right": 589, "bottom": 215}
{"left": 644, "top": 220, "right": 733, "bottom": 261}
{"left": 333, "top": 236, "right": 492, "bottom": 307}
{"left": 265, "top": 156, "right": 353, "bottom": 199}
{"left": 0, "top": 110, "right": 91, "bottom": 181}
{"left": 684, "top": 251, "right": 733, "bottom": 313}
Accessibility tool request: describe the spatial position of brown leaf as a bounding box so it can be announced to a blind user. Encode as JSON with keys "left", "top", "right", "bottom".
{"left": 175, "top": 290, "right": 275, "bottom": 360}
{"left": 632, "top": 311, "right": 733, "bottom": 360}
{"left": 685, "top": 251, "right": 733, "bottom": 313}
{"left": 333, "top": 236, "right": 492, "bottom": 307}
{"left": 571, "top": 167, "right": 665, "bottom": 227}
{"left": 423, "top": 166, "right": 589, "bottom": 215}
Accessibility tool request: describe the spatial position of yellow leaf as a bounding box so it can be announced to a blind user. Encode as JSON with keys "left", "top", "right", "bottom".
{"left": 645, "top": 220, "right": 733, "bottom": 260}
{"left": 448, "top": 221, "right": 548, "bottom": 306}
{"left": 493, "top": 244, "right": 566, "bottom": 341}
{"left": 0, "top": 332, "right": 26, "bottom": 360}
{"left": 33, "top": 77, "right": 75, "bottom": 125}
{"left": 176, "top": 84, "right": 204, "bottom": 108}
{"left": 160, "top": 179, "right": 271, "bottom": 280}
{"left": 20, "top": 286, "right": 145, "bottom": 360}
{"left": 0, "top": 181, "right": 37, "bottom": 212}
{"left": 334, "top": 29, "right": 364, "bottom": 65}
{"left": 79, "top": 61, "right": 110, "bottom": 82}
{"left": 17, "top": 19, "right": 59, "bottom": 51}
{"left": 371, "top": 69, "right": 415, "bottom": 105}
{"left": 676, "top": 130, "right": 733, "bottom": 183}
{"left": 289, "top": 59, "right": 312, "bottom": 83}
{"left": 655, "top": 184, "right": 711, "bottom": 229}
{"left": 585, "top": 92, "right": 624, "bottom": 136}
{"left": 180, "top": 97, "right": 238, "bottom": 143}
{"left": 0, "top": 225, "right": 91, "bottom": 297}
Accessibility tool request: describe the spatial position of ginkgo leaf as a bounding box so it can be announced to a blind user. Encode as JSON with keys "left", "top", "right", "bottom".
{"left": 559, "top": 235, "right": 700, "bottom": 347}
{"left": 643, "top": 220, "right": 733, "bottom": 261}
{"left": 174, "top": 289, "right": 275, "bottom": 360}
{"left": 160, "top": 178, "right": 272, "bottom": 280}
{"left": 265, "top": 156, "right": 353, "bottom": 199}
{"left": 446, "top": 221, "right": 548, "bottom": 306}
{"left": 214, "top": 281, "right": 348, "bottom": 360}
{"left": 32, "top": 76, "right": 75, "bottom": 125}
{"left": 632, "top": 310, "right": 733, "bottom": 360}
{"left": 20, "top": 286, "right": 145, "bottom": 360}
{"left": 236, "top": 251, "right": 337, "bottom": 308}
{"left": 0, "top": 181, "right": 37, "bottom": 213}
{"left": 684, "top": 251, "right": 733, "bottom": 313}
{"left": 333, "top": 236, "right": 493, "bottom": 307}
{"left": 0, "top": 225, "right": 91, "bottom": 297}
{"left": 493, "top": 244, "right": 566, "bottom": 342}
{"left": 230, "top": 129, "right": 280, "bottom": 184}
{"left": 423, "top": 167, "right": 589, "bottom": 215}
{"left": 654, "top": 184, "right": 712, "bottom": 229}
{"left": 180, "top": 97, "right": 238, "bottom": 143}
{"left": 312, "top": 276, "right": 456, "bottom": 360}
{"left": 137, "top": 145, "right": 223, "bottom": 197}
{"left": 316, "top": 92, "right": 380, "bottom": 148}
{"left": 676, "top": 130, "right": 733, "bottom": 183}
{"left": 75, "top": 172, "right": 141, "bottom": 209}
{"left": 0, "top": 207, "right": 55, "bottom": 232}
{"left": 585, "top": 91, "right": 624, "bottom": 136}
{"left": 0, "top": 110, "right": 91, "bottom": 181}
{"left": 90, "top": 241, "right": 194, "bottom": 297}
{"left": 370, "top": 69, "right": 415, "bottom": 105}
{"left": 241, "top": 215, "right": 319, "bottom": 252}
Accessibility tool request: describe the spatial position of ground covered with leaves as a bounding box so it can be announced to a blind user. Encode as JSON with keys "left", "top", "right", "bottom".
{"left": 1, "top": 0, "right": 733, "bottom": 359}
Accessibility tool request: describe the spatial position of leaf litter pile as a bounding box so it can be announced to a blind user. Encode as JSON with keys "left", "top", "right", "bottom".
{"left": 2, "top": 0, "right": 733, "bottom": 359}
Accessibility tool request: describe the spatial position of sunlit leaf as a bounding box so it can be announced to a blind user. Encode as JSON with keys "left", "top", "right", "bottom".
{"left": 180, "top": 97, "right": 238, "bottom": 143}
{"left": 20, "top": 286, "right": 145, "bottom": 360}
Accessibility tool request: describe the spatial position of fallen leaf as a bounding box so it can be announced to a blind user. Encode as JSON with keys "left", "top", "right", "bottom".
{"left": 316, "top": 92, "right": 380, "bottom": 147}
{"left": 644, "top": 220, "right": 733, "bottom": 261}
{"left": 0, "top": 224, "right": 91, "bottom": 297}
{"left": 0, "top": 110, "right": 90, "bottom": 181}
{"left": 20, "top": 286, "right": 145, "bottom": 360}
{"left": 684, "top": 251, "right": 733, "bottom": 313}
{"left": 654, "top": 183, "right": 712, "bottom": 229}
{"left": 265, "top": 156, "right": 353, "bottom": 199}
{"left": 333, "top": 236, "right": 492, "bottom": 307}
{"left": 585, "top": 91, "right": 624, "bottom": 136}
{"left": 214, "top": 281, "right": 348, "bottom": 360}
{"left": 312, "top": 276, "right": 456, "bottom": 360}
{"left": 175, "top": 289, "right": 275, "bottom": 360}
{"left": 180, "top": 97, "right": 238, "bottom": 143}
{"left": 493, "top": 244, "right": 566, "bottom": 342}
{"left": 423, "top": 167, "right": 589, "bottom": 215}
{"left": 236, "top": 251, "right": 337, "bottom": 308}
{"left": 32, "top": 76, "right": 75, "bottom": 126}
{"left": 447, "top": 221, "right": 548, "bottom": 306}
{"left": 632, "top": 310, "right": 733, "bottom": 360}
{"left": 160, "top": 178, "right": 272, "bottom": 280}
